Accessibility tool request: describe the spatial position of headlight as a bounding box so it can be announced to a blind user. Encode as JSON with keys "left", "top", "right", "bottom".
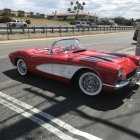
{"left": 118, "top": 69, "right": 124, "bottom": 77}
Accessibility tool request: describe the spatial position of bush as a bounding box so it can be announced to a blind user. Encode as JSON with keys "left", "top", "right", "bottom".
{"left": 70, "top": 20, "right": 77, "bottom": 25}
{"left": 0, "top": 16, "right": 12, "bottom": 23}
{"left": 25, "top": 19, "right": 31, "bottom": 24}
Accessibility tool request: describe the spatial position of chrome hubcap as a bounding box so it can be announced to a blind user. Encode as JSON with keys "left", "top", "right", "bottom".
{"left": 79, "top": 72, "right": 102, "bottom": 96}
{"left": 17, "top": 59, "right": 27, "bottom": 75}
{"left": 81, "top": 74, "right": 100, "bottom": 93}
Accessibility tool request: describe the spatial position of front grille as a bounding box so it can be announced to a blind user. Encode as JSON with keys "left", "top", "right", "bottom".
{"left": 126, "top": 69, "right": 137, "bottom": 79}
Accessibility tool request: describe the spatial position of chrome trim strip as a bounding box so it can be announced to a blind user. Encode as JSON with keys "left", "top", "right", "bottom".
{"left": 103, "top": 81, "right": 129, "bottom": 89}
{"left": 103, "top": 71, "right": 140, "bottom": 89}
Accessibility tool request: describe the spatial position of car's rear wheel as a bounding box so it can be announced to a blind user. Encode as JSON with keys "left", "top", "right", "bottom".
{"left": 77, "top": 70, "right": 102, "bottom": 96}
{"left": 17, "top": 59, "right": 28, "bottom": 76}
{"left": 12, "top": 24, "right": 16, "bottom": 27}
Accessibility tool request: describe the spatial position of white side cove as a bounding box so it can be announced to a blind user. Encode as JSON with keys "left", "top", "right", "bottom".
{"left": 36, "top": 64, "right": 83, "bottom": 79}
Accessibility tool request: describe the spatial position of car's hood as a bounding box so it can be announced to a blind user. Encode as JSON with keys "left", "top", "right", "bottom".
{"left": 72, "top": 50, "right": 137, "bottom": 72}
{"left": 77, "top": 50, "right": 126, "bottom": 64}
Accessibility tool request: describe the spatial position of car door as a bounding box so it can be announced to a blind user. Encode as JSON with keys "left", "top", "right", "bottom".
{"left": 16, "top": 20, "right": 20, "bottom": 27}
{"left": 30, "top": 48, "right": 68, "bottom": 77}
{"left": 52, "top": 54, "right": 68, "bottom": 78}
{"left": 30, "top": 48, "right": 53, "bottom": 75}
{"left": 51, "top": 53, "right": 79, "bottom": 79}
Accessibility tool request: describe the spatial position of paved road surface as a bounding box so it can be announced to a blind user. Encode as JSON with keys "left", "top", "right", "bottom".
{"left": 0, "top": 32, "right": 140, "bottom": 140}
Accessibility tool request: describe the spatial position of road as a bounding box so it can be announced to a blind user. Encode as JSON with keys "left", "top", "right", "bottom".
{"left": 0, "top": 32, "right": 140, "bottom": 140}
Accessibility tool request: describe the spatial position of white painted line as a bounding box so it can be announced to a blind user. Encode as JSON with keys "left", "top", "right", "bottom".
{"left": 0, "top": 97, "right": 77, "bottom": 140}
{"left": 136, "top": 82, "right": 140, "bottom": 85}
{"left": 0, "top": 92, "right": 102, "bottom": 140}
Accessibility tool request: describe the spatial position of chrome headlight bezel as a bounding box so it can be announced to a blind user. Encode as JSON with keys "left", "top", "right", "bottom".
{"left": 118, "top": 69, "right": 124, "bottom": 77}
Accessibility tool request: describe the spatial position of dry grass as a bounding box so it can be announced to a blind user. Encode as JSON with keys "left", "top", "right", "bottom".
{"left": 12, "top": 17, "right": 69, "bottom": 26}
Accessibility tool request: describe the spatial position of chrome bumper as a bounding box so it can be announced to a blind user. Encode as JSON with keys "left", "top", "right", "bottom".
{"left": 103, "top": 72, "right": 140, "bottom": 89}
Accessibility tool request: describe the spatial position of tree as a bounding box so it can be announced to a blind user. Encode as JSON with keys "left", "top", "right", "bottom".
{"left": 67, "top": 1, "right": 86, "bottom": 20}
{"left": 124, "top": 18, "right": 135, "bottom": 26}
{"left": 114, "top": 17, "right": 125, "bottom": 25}
{"left": 29, "top": 12, "right": 34, "bottom": 18}
{"left": 136, "top": 19, "right": 140, "bottom": 22}
{"left": 3, "top": 8, "right": 11, "bottom": 16}
{"left": 35, "top": 13, "right": 40, "bottom": 18}
{"left": 18, "top": 10, "right": 25, "bottom": 17}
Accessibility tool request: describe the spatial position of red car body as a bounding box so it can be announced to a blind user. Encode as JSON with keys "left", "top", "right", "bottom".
{"left": 9, "top": 38, "right": 140, "bottom": 96}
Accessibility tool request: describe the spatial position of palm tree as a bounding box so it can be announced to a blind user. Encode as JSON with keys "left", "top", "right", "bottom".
{"left": 67, "top": 1, "right": 86, "bottom": 20}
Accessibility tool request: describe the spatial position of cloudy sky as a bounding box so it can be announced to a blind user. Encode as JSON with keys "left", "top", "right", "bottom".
{"left": 0, "top": 0, "right": 140, "bottom": 19}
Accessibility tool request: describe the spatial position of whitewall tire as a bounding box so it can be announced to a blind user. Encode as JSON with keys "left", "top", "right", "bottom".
{"left": 17, "top": 59, "right": 28, "bottom": 76}
{"left": 78, "top": 71, "right": 102, "bottom": 96}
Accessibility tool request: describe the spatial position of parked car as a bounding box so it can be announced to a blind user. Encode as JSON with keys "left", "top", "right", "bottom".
{"left": 7, "top": 20, "right": 28, "bottom": 27}
{"left": 111, "top": 23, "right": 119, "bottom": 27}
{"left": 89, "top": 23, "right": 98, "bottom": 28}
{"left": 76, "top": 21, "right": 89, "bottom": 27}
{"left": 133, "top": 29, "right": 139, "bottom": 41}
{"left": 9, "top": 38, "right": 140, "bottom": 96}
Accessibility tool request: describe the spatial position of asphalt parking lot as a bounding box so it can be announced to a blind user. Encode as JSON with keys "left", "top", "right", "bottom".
{"left": 0, "top": 32, "right": 140, "bottom": 140}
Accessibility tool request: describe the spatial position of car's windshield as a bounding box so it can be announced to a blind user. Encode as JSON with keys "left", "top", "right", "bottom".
{"left": 51, "top": 39, "right": 86, "bottom": 54}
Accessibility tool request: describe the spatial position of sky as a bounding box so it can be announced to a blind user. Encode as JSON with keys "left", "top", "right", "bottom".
{"left": 0, "top": 0, "right": 140, "bottom": 19}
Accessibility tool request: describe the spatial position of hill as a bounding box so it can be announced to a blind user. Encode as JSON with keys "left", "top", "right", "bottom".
{"left": 12, "top": 17, "right": 69, "bottom": 26}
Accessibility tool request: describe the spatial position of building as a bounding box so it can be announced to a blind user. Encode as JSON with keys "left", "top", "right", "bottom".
{"left": 47, "top": 12, "right": 98, "bottom": 22}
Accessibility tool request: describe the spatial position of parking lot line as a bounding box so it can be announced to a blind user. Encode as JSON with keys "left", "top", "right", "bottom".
{"left": 0, "top": 97, "right": 77, "bottom": 140}
{"left": 136, "top": 82, "right": 140, "bottom": 85}
{"left": 0, "top": 92, "right": 102, "bottom": 140}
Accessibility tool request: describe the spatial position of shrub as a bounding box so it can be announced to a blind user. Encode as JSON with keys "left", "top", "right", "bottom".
{"left": 0, "top": 16, "right": 12, "bottom": 23}
{"left": 25, "top": 19, "right": 31, "bottom": 24}
{"left": 70, "top": 20, "right": 77, "bottom": 25}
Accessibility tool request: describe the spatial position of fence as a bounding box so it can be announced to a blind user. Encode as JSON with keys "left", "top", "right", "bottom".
{"left": 0, "top": 25, "right": 134, "bottom": 40}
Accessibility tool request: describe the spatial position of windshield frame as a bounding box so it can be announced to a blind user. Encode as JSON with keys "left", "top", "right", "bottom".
{"left": 50, "top": 38, "right": 86, "bottom": 54}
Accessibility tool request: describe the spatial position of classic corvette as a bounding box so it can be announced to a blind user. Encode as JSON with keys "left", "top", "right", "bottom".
{"left": 9, "top": 38, "right": 140, "bottom": 96}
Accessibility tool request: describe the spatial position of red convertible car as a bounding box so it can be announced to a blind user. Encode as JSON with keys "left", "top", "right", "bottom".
{"left": 9, "top": 38, "right": 140, "bottom": 96}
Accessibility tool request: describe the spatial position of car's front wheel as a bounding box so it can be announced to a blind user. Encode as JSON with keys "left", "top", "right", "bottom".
{"left": 12, "top": 24, "right": 16, "bottom": 27}
{"left": 17, "top": 59, "right": 28, "bottom": 76}
{"left": 77, "top": 70, "right": 102, "bottom": 96}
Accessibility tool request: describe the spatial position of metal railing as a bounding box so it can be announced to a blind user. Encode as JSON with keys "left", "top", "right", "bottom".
{"left": 0, "top": 25, "right": 135, "bottom": 40}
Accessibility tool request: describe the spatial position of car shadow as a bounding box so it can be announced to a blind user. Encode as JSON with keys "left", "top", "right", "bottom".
{"left": 1, "top": 68, "right": 140, "bottom": 140}
{"left": 3, "top": 68, "right": 139, "bottom": 112}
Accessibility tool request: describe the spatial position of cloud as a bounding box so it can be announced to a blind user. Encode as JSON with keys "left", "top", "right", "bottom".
{"left": 85, "top": 0, "right": 140, "bottom": 18}
{"left": 0, "top": 0, "right": 139, "bottom": 19}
